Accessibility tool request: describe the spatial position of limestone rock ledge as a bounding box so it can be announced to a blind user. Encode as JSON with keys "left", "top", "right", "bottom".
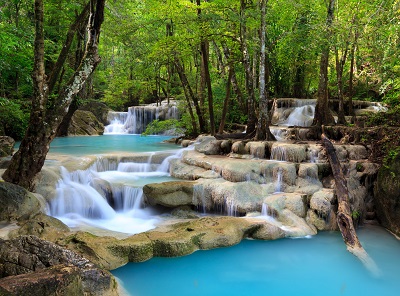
{"left": 0, "top": 235, "right": 118, "bottom": 296}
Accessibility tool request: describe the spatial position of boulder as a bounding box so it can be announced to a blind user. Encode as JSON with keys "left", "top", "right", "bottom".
{"left": 79, "top": 101, "right": 112, "bottom": 126}
{"left": 67, "top": 110, "right": 104, "bottom": 136}
{"left": 194, "top": 136, "right": 222, "bottom": 155}
{"left": 245, "top": 141, "right": 266, "bottom": 158}
{"left": 143, "top": 181, "right": 196, "bottom": 207}
{"left": 0, "top": 136, "right": 14, "bottom": 157}
{"left": 231, "top": 141, "right": 247, "bottom": 155}
{"left": 8, "top": 213, "right": 70, "bottom": 242}
{"left": 0, "top": 235, "right": 117, "bottom": 296}
{"left": 0, "top": 182, "right": 43, "bottom": 221}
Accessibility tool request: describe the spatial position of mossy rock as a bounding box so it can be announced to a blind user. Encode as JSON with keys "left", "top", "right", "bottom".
{"left": 0, "top": 182, "right": 43, "bottom": 221}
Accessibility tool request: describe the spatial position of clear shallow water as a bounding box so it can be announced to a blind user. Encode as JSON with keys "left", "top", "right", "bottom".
{"left": 15, "top": 135, "right": 179, "bottom": 156}
{"left": 112, "top": 225, "right": 400, "bottom": 296}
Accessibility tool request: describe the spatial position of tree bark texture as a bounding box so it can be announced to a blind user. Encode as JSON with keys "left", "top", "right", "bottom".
{"left": 2, "top": 0, "right": 105, "bottom": 191}
{"left": 222, "top": 43, "right": 247, "bottom": 114}
{"left": 255, "top": 0, "right": 275, "bottom": 141}
{"left": 174, "top": 58, "right": 202, "bottom": 135}
{"left": 335, "top": 47, "right": 347, "bottom": 125}
{"left": 218, "top": 66, "right": 233, "bottom": 134}
{"left": 313, "top": 0, "right": 336, "bottom": 126}
{"left": 321, "top": 134, "right": 365, "bottom": 252}
{"left": 240, "top": 0, "right": 256, "bottom": 135}
{"left": 201, "top": 40, "right": 216, "bottom": 136}
{"left": 321, "top": 133, "right": 380, "bottom": 274}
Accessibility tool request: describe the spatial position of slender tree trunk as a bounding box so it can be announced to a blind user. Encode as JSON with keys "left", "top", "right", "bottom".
{"left": 348, "top": 27, "right": 359, "bottom": 121}
{"left": 218, "top": 66, "right": 233, "bottom": 134}
{"left": 201, "top": 40, "right": 215, "bottom": 135}
{"left": 335, "top": 47, "right": 347, "bottom": 124}
{"left": 313, "top": 0, "right": 336, "bottom": 126}
{"left": 174, "top": 58, "right": 201, "bottom": 135}
{"left": 256, "top": 0, "right": 275, "bottom": 141}
{"left": 240, "top": 0, "right": 256, "bottom": 135}
{"left": 57, "top": 16, "right": 88, "bottom": 137}
{"left": 222, "top": 43, "right": 247, "bottom": 113}
{"left": 2, "top": 0, "right": 105, "bottom": 191}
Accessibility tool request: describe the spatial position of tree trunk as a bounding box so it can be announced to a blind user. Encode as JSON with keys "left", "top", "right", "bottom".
{"left": 218, "top": 66, "right": 233, "bottom": 134}
{"left": 255, "top": 0, "right": 275, "bottom": 141}
{"left": 2, "top": 0, "right": 105, "bottom": 191}
{"left": 335, "top": 47, "right": 347, "bottom": 125}
{"left": 240, "top": 0, "right": 256, "bottom": 135}
{"left": 174, "top": 58, "right": 204, "bottom": 134}
{"left": 321, "top": 134, "right": 379, "bottom": 273}
{"left": 201, "top": 40, "right": 215, "bottom": 136}
{"left": 222, "top": 43, "right": 247, "bottom": 114}
{"left": 312, "top": 0, "right": 336, "bottom": 126}
{"left": 348, "top": 27, "right": 359, "bottom": 121}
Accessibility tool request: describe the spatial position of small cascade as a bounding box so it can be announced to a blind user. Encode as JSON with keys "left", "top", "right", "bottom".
{"left": 284, "top": 105, "right": 314, "bottom": 127}
{"left": 104, "top": 112, "right": 128, "bottom": 134}
{"left": 270, "top": 145, "right": 287, "bottom": 161}
{"left": 50, "top": 167, "right": 116, "bottom": 219}
{"left": 193, "top": 183, "right": 207, "bottom": 214}
{"left": 48, "top": 150, "right": 186, "bottom": 234}
{"left": 271, "top": 98, "right": 316, "bottom": 127}
{"left": 226, "top": 199, "right": 238, "bottom": 217}
{"left": 270, "top": 127, "right": 288, "bottom": 141}
{"left": 274, "top": 167, "right": 283, "bottom": 193}
{"left": 261, "top": 203, "right": 269, "bottom": 216}
{"left": 104, "top": 100, "right": 179, "bottom": 135}
{"left": 110, "top": 186, "right": 144, "bottom": 212}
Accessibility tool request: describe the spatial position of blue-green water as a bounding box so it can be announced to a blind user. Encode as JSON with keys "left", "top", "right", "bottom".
{"left": 112, "top": 225, "right": 400, "bottom": 296}
{"left": 16, "top": 135, "right": 179, "bottom": 156}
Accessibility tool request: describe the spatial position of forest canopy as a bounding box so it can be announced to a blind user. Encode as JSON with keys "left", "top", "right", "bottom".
{"left": 1, "top": 0, "right": 400, "bottom": 139}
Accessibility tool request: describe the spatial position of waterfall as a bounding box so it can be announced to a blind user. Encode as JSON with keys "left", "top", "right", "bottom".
{"left": 48, "top": 150, "right": 186, "bottom": 234}
{"left": 193, "top": 183, "right": 207, "bottom": 214}
{"left": 271, "top": 98, "right": 316, "bottom": 127}
{"left": 274, "top": 167, "right": 283, "bottom": 193}
{"left": 104, "top": 100, "right": 179, "bottom": 135}
{"left": 261, "top": 203, "right": 268, "bottom": 216}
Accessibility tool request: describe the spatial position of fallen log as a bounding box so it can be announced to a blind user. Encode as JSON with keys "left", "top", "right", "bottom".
{"left": 321, "top": 133, "right": 380, "bottom": 275}
{"left": 214, "top": 130, "right": 256, "bottom": 140}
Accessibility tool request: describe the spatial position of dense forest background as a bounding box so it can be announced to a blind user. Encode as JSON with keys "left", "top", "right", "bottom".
{"left": 1, "top": 0, "right": 400, "bottom": 140}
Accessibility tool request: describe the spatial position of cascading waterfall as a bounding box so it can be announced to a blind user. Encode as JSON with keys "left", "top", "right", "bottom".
{"left": 104, "top": 100, "right": 179, "bottom": 135}
{"left": 271, "top": 98, "right": 316, "bottom": 128}
{"left": 49, "top": 149, "right": 186, "bottom": 234}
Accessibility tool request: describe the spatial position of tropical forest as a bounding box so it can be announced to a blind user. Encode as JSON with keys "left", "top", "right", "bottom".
{"left": 1, "top": 0, "right": 400, "bottom": 295}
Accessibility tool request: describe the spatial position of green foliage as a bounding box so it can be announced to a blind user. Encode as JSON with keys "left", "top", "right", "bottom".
{"left": 351, "top": 210, "right": 360, "bottom": 220}
{"left": 366, "top": 104, "right": 400, "bottom": 127}
{"left": 142, "top": 119, "right": 185, "bottom": 136}
{"left": 0, "top": 97, "right": 29, "bottom": 140}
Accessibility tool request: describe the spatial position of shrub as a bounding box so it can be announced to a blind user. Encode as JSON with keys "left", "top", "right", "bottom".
{"left": 0, "top": 98, "right": 29, "bottom": 140}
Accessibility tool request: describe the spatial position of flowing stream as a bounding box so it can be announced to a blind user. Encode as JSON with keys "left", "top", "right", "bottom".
{"left": 36, "top": 101, "right": 397, "bottom": 296}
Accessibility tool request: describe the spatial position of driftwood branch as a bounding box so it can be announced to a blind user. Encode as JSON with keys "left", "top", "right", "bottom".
{"left": 321, "top": 133, "right": 380, "bottom": 275}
